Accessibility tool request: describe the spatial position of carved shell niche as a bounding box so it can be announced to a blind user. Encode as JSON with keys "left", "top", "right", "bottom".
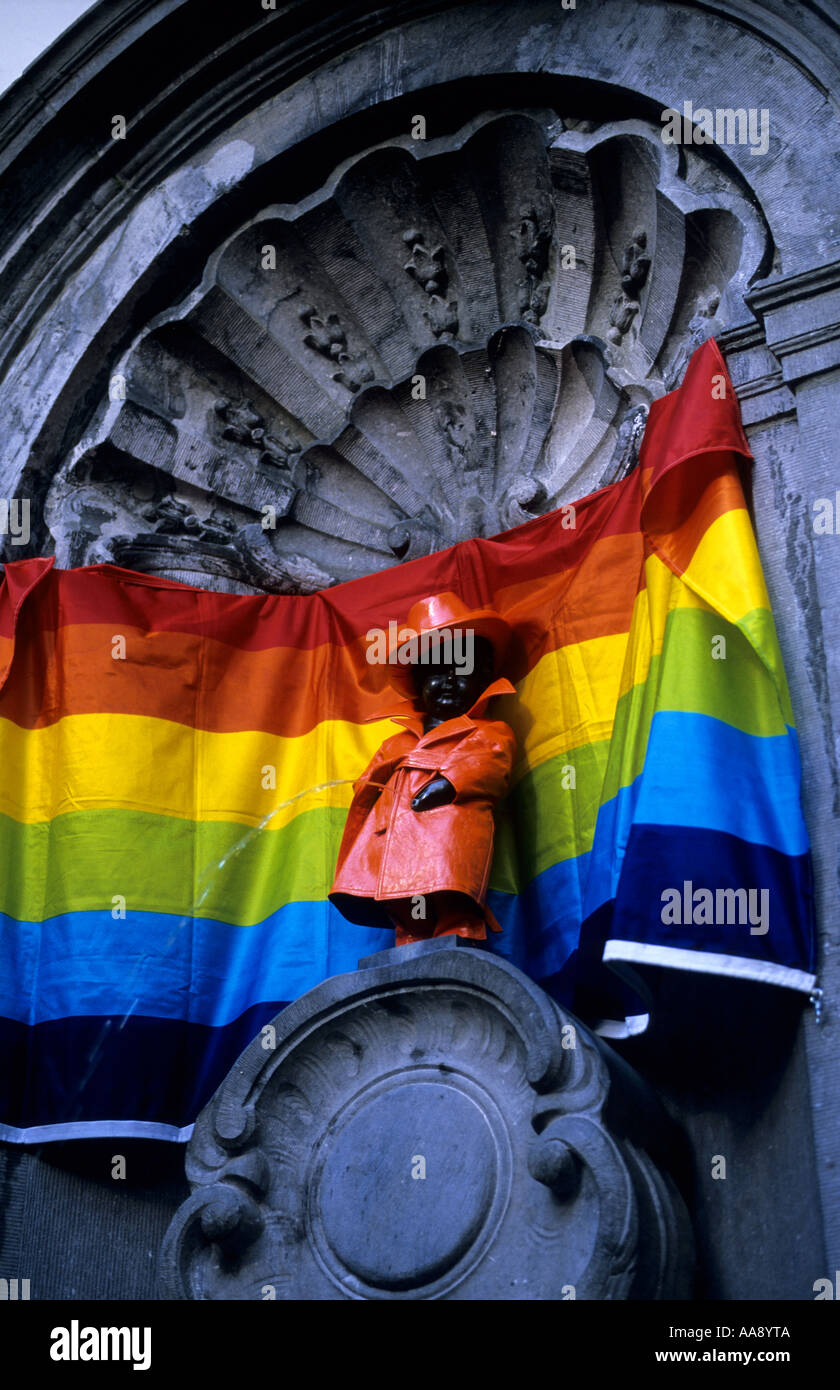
{"left": 45, "top": 110, "right": 767, "bottom": 593}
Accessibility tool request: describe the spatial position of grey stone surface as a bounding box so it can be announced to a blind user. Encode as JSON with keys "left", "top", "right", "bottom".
{"left": 160, "top": 939, "right": 694, "bottom": 1300}
{"left": 0, "top": 1140, "right": 188, "bottom": 1300}
{"left": 613, "top": 968, "right": 826, "bottom": 1299}
{"left": 0, "top": 0, "right": 837, "bottom": 1298}
{"left": 720, "top": 258, "right": 840, "bottom": 1275}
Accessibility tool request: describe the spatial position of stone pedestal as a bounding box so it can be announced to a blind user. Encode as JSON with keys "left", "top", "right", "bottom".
{"left": 160, "top": 939, "right": 693, "bottom": 1299}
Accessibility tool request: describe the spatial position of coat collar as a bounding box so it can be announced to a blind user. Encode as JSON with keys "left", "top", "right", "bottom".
{"left": 364, "top": 675, "right": 515, "bottom": 738}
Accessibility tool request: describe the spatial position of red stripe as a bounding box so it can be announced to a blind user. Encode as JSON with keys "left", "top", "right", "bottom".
{"left": 0, "top": 474, "right": 645, "bottom": 649}
{"left": 0, "top": 533, "right": 647, "bottom": 732}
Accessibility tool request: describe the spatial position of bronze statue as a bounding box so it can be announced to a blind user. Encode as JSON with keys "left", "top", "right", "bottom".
{"left": 330, "top": 592, "right": 516, "bottom": 945}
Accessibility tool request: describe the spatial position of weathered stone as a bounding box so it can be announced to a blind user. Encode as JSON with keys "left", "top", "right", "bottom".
{"left": 34, "top": 109, "right": 763, "bottom": 590}
{"left": 160, "top": 940, "right": 694, "bottom": 1300}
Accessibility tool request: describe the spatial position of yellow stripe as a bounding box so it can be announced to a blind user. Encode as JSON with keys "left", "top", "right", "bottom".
{"left": 682, "top": 508, "right": 769, "bottom": 620}
{"left": 508, "top": 561, "right": 700, "bottom": 770}
{"left": 506, "top": 632, "right": 629, "bottom": 773}
{"left": 0, "top": 713, "right": 385, "bottom": 827}
{"left": 0, "top": 600, "right": 677, "bottom": 824}
{"left": 0, "top": 637, "right": 636, "bottom": 824}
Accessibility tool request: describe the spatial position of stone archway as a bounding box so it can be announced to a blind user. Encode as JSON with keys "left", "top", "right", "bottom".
{"left": 41, "top": 106, "right": 763, "bottom": 590}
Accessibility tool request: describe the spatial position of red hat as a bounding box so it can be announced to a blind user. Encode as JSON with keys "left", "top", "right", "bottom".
{"left": 386, "top": 591, "right": 510, "bottom": 690}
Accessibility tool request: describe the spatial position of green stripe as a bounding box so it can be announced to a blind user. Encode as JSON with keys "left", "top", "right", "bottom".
{"left": 654, "top": 606, "right": 790, "bottom": 735}
{"left": 0, "top": 807, "right": 348, "bottom": 926}
{"left": 599, "top": 606, "right": 791, "bottom": 805}
{"left": 493, "top": 739, "right": 609, "bottom": 891}
{"left": 737, "top": 605, "right": 794, "bottom": 726}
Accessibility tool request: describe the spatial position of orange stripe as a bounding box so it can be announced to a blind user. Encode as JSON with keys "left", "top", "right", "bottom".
{"left": 0, "top": 532, "right": 648, "bottom": 733}
{"left": 643, "top": 454, "right": 748, "bottom": 576}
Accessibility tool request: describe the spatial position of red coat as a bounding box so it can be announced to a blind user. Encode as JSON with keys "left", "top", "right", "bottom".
{"left": 330, "top": 677, "right": 516, "bottom": 930}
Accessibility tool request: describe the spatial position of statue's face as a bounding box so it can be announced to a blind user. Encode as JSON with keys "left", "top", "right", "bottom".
{"left": 413, "top": 637, "right": 495, "bottom": 721}
{"left": 418, "top": 662, "right": 483, "bottom": 719}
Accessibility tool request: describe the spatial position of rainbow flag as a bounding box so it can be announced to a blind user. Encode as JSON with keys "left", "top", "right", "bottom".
{"left": 0, "top": 340, "right": 815, "bottom": 1141}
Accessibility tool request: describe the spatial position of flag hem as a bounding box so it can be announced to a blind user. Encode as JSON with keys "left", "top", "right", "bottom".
{"left": 603, "top": 940, "right": 816, "bottom": 993}
{"left": 592, "top": 1013, "right": 651, "bottom": 1040}
{"left": 0, "top": 1118, "right": 195, "bottom": 1144}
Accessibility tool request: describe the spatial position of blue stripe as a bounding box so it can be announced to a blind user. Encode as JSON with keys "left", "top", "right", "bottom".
{"left": 0, "top": 1004, "right": 287, "bottom": 1131}
{"left": 0, "top": 904, "right": 387, "bottom": 1026}
{"left": 0, "top": 878, "right": 591, "bottom": 1029}
{"left": 578, "top": 713, "right": 807, "bottom": 922}
{"left": 0, "top": 854, "right": 601, "bottom": 1028}
{"left": 625, "top": 712, "right": 808, "bottom": 854}
{"left": 488, "top": 852, "right": 589, "bottom": 979}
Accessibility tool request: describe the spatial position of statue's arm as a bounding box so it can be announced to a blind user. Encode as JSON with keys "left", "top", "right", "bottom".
{"left": 411, "top": 774, "right": 455, "bottom": 812}
{"left": 408, "top": 722, "right": 516, "bottom": 811}
{"left": 434, "top": 721, "right": 516, "bottom": 801}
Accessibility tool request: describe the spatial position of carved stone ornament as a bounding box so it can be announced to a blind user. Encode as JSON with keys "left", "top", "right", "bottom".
{"left": 37, "top": 109, "right": 767, "bottom": 594}
{"left": 160, "top": 939, "right": 694, "bottom": 1299}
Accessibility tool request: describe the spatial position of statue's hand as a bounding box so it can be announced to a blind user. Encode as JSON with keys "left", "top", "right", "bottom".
{"left": 411, "top": 775, "right": 455, "bottom": 812}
